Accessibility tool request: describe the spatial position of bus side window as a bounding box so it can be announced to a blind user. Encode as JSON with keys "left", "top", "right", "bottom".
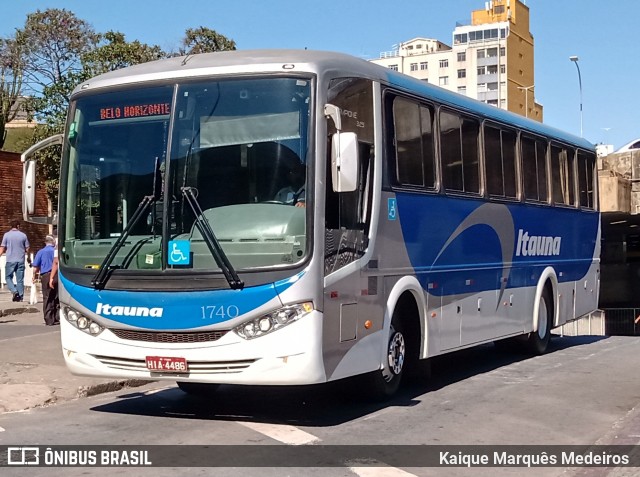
{"left": 392, "top": 97, "right": 435, "bottom": 189}
{"left": 485, "top": 125, "right": 517, "bottom": 198}
{"left": 577, "top": 150, "right": 596, "bottom": 209}
{"left": 550, "top": 143, "right": 576, "bottom": 206}
{"left": 440, "top": 109, "right": 480, "bottom": 194}
{"left": 521, "top": 135, "right": 548, "bottom": 202}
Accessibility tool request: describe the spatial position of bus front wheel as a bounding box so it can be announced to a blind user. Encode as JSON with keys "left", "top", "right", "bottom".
{"left": 368, "top": 317, "right": 406, "bottom": 399}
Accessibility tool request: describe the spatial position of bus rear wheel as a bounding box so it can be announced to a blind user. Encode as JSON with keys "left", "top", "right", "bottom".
{"left": 176, "top": 381, "right": 220, "bottom": 397}
{"left": 526, "top": 288, "right": 553, "bottom": 355}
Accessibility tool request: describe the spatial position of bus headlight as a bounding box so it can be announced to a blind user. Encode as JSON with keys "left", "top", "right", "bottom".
{"left": 234, "top": 302, "right": 313, "bottom": 340}
{"left": 62, "top": 307, "right": 105, "bottom": 336}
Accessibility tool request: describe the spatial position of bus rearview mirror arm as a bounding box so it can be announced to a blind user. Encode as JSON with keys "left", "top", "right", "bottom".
{"left": 21, "top": 134, "right": 63, "bottom": 224}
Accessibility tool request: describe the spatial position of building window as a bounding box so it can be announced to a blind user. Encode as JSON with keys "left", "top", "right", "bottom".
{"left": 389, "top": 64, "right": 398, "bottom": 71}
{"left": 477, "top": 83, "right": 487, "bottom": 92}
{"left": 477, "top": 49, "right": 485, "bottom": 59}
{"left": 469, "top": 30, "right": 483, "bottom": 42}
{"left": 410, "top": 63, "right": 418, "bottom": 71}
{"left": 484, "top": 29, "right": 499, "bottom": 39}
{"left": 487, "top": 47, "right": 498, "bottom": 57}
{"left": 477, "top": 66, "right": 486, "bottom": 76}
{"left": 439, "top": 76, "right": 449, "bottom": 86}
{"left": 457, "top": 69, "right": 466, "bottom": 79}
{"left": 495, "top": 5, "right": 505, "bottom": 14}
{"left": 420, "top": 62, "right": 428, "bottom": 70}
{"left": 500, "top": 47, "right": 506, "bottom": 56}
{"left": 458, "top": 86, "right": 467, "bottom": 94}
{"left": 457, "top": 51, "right": 466, "bottom": 62}
{"left": 439, "top": 59, "right": 449, "bottom": 68}
{"left": 454, "top": 33, "right": 468, "bottom": 44}
{"left": 487, "top": 65, "right": 498, "bottom": 74}
{"left": 500, "top": 64, "right": 506, "bottom": 74}
{"left": 487, "top": 82, "right": 498, "bottom": 91}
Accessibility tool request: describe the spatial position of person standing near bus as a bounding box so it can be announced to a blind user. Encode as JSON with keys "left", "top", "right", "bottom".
{"left": 0, "top": 220, "right": 31, "bottom": 302}
{"left": 49, "top": 236, "right": 58, "bottom": 291}
{"left": 33, "top": 235, "right": 60, "bottom": 325}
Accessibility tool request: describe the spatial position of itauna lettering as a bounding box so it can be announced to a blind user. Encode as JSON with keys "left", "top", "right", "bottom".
{"left": 515, "top": 229, "right": 562, "bottom": 257}
{"left": 96, "top": 303, "right": 164, "bottom": 317}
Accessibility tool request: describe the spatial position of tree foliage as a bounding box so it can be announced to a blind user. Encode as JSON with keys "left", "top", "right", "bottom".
{"left": 179, "top": 27, "right": 236, "bottom": 55}
{"left": 82, "top": 31, "right": 166, "bottom": 77}
{"left": 3, "top": 7, "right": 237, "bottom": 204}
{"left": 0, "top": 38, "right": 26, "bottom": 148}
{"left": 15, "top": 8, "right": 99, "bottom": 92}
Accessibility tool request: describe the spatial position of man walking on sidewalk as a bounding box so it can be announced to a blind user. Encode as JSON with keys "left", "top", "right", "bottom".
{"left": 32, "top": 235, "right": 59, "bottom": 325}
{"left": 0, "top": 220, "right": 31, "bottom": 302}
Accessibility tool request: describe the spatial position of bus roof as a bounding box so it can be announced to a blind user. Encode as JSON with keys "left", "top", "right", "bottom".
{"left": 73, "top": 49, "right": 593, "bottom": 151}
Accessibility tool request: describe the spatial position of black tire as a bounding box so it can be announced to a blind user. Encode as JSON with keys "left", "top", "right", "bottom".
{"left": 367, "top": 316, "right": 407, "bottom": 400}
{"left": 526, "top": 288, "right": 553, "bottom": 355}
{"left": 176, "top": 381, "right": 220, "bottom": 397}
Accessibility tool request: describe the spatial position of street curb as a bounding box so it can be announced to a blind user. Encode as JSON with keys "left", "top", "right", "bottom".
{"left": 79, "top": 379, "right": 154, "bottom": 398}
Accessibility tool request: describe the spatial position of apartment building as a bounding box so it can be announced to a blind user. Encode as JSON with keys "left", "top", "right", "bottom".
{"left": 371, "top": 0, "right": 543, "bottom": 122}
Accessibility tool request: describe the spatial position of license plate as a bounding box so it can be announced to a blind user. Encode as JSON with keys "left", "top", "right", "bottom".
{"left": 145, "top": 356, "right": 188, "bottom": 373}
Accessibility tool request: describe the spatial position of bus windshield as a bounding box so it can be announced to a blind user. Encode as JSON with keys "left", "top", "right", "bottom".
{"left": 61, "top": 77, "right": 311, "bottom": 275}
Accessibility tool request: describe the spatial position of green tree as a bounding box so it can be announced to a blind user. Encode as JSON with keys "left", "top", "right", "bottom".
{"left": 29, "top": 29, "right": 167, "bottom": 203}
{"left": 16, "top": 9, "right": 99, "bottom": 92}
{"left": 179, "top": 27, "right": 236, "bottom": 55}
{"left": 81, "top": 31, "right": 166, "bottom": 77}
{"left": 0, "top": 38, "right": 26, "bottom": 148}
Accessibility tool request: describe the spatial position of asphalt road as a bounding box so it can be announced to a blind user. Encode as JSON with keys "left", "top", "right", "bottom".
{"left": 1, "top": 335, "right": 639, "bottom": 477}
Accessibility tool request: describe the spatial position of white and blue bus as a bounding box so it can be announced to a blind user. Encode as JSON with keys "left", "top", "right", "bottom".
{"left": 22, "top": 50, "right": 599, "bottom": 398}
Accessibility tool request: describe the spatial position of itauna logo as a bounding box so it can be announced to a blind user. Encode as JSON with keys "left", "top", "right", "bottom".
{"left": 515, "top": 229, "right": 562, "bottom": 257}
{"left": 96, "top": 303, "right": 164, "bottom": 317}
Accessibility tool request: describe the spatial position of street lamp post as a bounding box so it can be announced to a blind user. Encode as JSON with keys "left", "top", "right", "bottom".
{"left": 569, "top": 55, "right": 583, "bottom": 137}
{"left": 517, "top": 85, "right": 534, "bottom": 118}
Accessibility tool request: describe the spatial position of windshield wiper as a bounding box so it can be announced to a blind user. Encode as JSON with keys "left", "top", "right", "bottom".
{"left": 181, "top": 186, "right": 244, "bottom": 290}
{"left": 91, "top": 194, "right": 157, "bottom": 289}
{"left": 91, "top": 158, "right": 163, "bottom": 290}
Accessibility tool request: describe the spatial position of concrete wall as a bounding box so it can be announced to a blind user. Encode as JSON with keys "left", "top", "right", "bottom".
{"left": 598, "top": 172, "right": 631, "bottom": 213}
{"left": 600, "top": 150, "right": 640, "bottom": 214}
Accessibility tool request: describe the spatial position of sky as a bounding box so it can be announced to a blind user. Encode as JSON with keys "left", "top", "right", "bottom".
{"left": 2, "top": 0, "right": 638, "bottom": 150}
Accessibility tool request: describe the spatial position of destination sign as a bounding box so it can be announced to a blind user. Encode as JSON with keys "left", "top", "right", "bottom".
{"left": 99, "top": 102, "right": 171, "bottom": 120}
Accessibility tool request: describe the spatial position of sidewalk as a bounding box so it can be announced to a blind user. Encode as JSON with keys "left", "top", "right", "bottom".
{"left": 0, "top": 287, "right": 148, "bottom": 414}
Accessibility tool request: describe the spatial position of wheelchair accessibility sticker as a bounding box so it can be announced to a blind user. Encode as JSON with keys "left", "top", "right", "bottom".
{"left": 168, "top": 240, "right": 191, "bottom": 266}
{"left": 388, "top": 198, "right": 397, "bottom": 221}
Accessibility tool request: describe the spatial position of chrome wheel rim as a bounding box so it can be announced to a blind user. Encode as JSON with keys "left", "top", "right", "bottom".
{"left": 387, "top": 331, "right": 406, "bottom": 377}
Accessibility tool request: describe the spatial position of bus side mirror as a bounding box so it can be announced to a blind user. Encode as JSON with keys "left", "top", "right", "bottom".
{"left": 21, "top": 134, "right": 63, "bottom": 224}
{"left": 325, "top": 103, "right": 358, "bottom": 193}
{"left": 331, "top": 131, "right": 359, "bottom": 192}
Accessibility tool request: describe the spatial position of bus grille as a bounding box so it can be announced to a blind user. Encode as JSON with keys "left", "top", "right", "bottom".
{"left": 110, "top": 328, "right": 229, "bottom": 344}
{"left": 92, "top": 355, "right": 257, "bottom": 374}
